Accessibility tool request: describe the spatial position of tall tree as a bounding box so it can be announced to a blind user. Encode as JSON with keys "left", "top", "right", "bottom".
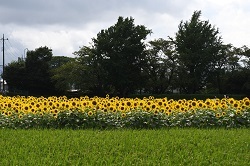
{"left": 173, "top": 10, "right": 222, "bottom": 93}
{"left": 75, "top": 16, "right": 151, "bottom": 96}
{"left": 25, "top": 46, "right": 56, "bottom": 95}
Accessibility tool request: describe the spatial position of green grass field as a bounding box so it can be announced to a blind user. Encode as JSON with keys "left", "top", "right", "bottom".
{"left": 0, "top": 129, "right": 249, "bottom": 166}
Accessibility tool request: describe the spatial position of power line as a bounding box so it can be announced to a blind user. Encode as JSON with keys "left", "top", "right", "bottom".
{"left": 0, "top": 34, "right": 8, "bottom": 92}
{"left": 6, "top": 40, "right": 21, "bottom": 61}
{"left": 8, "top": 37, "right": 28, "bottom": 56}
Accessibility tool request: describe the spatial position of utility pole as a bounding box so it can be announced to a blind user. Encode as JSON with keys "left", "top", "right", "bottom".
{"left": 1, "top": 34, "right": 8, "bottom": 92}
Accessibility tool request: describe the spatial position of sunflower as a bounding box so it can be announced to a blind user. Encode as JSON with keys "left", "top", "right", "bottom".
{"left": 205, "top": 99, "right": 212, "bottom": 106}
{"left": 13, "top": 107, "right": 19, "bottom": 114}
{"left": 233, "top": 102, "right": 239, "bottom": 108}
{"left": 14, "top": 102, "right": 20, "bottom": 107}
{"left": 7, "top": 103, "right": 12, "bottom": 108}
{"left": 145, "top": 106, "right": 151, "bottom": 112}
{"left": 81, "top": 101, "right": 88, "bottom": 107}
{"left": 165, "top": 111, "right": 170, "bottom": 116}
{"left": 91, "top": 100, "right": 98, "bottom": 106}
{"left": 121, "top": 113, "right": 126, "bottom": 118}
{"left": 106, "top": 102, "right": 111, "bottom": 107}
{"left": 88, "top": 111, "right": 93, "bottom": 116}
{"left": 126, "top": 101, "right": 132, "bottom": 107}
{"left": 35, "top": 103, "right": 41, "bottom": 109}
{"left": 220, "top": 103, "right": 228, "bottom": 110}
{"left": 51, "top": 109, "right": 59, "bottom": 116}
{"left": 154, "top": 110, "right": 158, "bottom": 115}
{"left": 147, "top": 101, "right": 152, "bottom": 106}
{"left": 139, "top": 101, "right": 144, "bottom": 107}
{"left": 22, "top": 104, "right": 30, "bottom": 112}
{"left": 214, "top": 99, "right": 220, "bottom": 105}
{"left": 65, "top": 103, "right": 70, "bottom": 109}
{"left": 240, "top": 104, "right": 247, "bottom": 110}
{"left": 7, "top": 111, "right": 12, "bottom": 116}
{"left": 109, "top": 105, "right": 115, "bottom": 112}
{"left": 175, "top": 104, "right": 181, "bottom": 110}
{"left": 42, "top": 106, "right": 49, "bottom": 113}
{"left": 30, "top": 107, "right": 36, "bottom": 113}
{"left": 168, "top": 99, "right": 174, "bottom": 104}
{"left": 198, "top": 102, "right": 204, "bottom": 108}
{"left": 180, "top": 106, "right": 187, "bottom": 112}
{"left": 228, "top": 98, "right": 235, "bottom": 105}
{"left": 4, "top": 111, "right": 8, "bottom": 116}
{"left": 236, "top": 110, "right": 242, "bottom": 115}
{"left": 18, "top": 114, "right": 23, "bottom": 119}
{"left": 69, "top": 101, "right": 76, "bottom": 108}
{"left": 119, "top": 106, "right": 125, "bottom": 112}
{"left": 177, "top": 99, "right": 183, "bottom": 104}
{"left": 157, "top": 100, "right": 163, "bottom": 106}
{"left": 244, "top": 100, "right": 250, "bottom": 107}
{"left": 216, "top": 113, "right": 221, "bottom": 118}
{"left": 43, "top": 101, "right": 48, "bottom": 107}
{"left": 151, "top": 104, "right": 157, "bottom": 109}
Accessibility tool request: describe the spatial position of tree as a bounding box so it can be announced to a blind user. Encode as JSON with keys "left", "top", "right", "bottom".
{"left": 25, "top": 46, "right": 57, "bottom": 95}
{"left": 51, "top": 58, "right": 85, "bottom": 93}
{"left": 74, "top": 46, "right": 109, "bottom": 96}
{"left": 195, "top": 43, "right": 250, "bottom": 94}
{"left": 75, "top": 16, "right": 151, "bottom": 96}
{"left": 144, "top": 38, "right": 177, "bottom": 94}
{"left": 49, "top": 56, "right": 73, "bottom": 70}
{"left": 206, "top": 44, "right": 234, "bottom": 93}
{"left": 240, "top": 45, "right": 250, "bottom": 70}
{"left": 4, "top": 46, "right": 59, "bottom": 96}
{"left": 2, "top": 60, "right": 27, "bottom": 92}
{"left": 222, "top": 45, "right": 250, "bottom": 95}
{"left": 224, "top": 70, "right": 249, "bottom": 94}
{"left": 50, "top": 56, "right": 77, "bottom": 93}
{"left": 173, "top": 10, "right": 222, "bottom": 93}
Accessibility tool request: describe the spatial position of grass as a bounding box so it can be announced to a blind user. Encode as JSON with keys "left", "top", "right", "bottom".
{"left": 0, "top": 129, "right": 249, "bottom": 166}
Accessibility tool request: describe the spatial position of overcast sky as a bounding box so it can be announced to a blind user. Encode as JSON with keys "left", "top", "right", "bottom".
{"left": 0, "top": 0, "right": 250, "bottom": 65}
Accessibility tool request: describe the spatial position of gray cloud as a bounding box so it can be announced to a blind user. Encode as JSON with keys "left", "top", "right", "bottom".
{"left": 0, "top": 0, "right": 249, "bottom": 65}
{"left": 0, "top": 0, "right": 193, "bottom": 26}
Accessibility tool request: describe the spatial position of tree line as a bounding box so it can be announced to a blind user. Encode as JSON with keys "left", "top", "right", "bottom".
{"left": 3, "top": 11, "right": 250, "bottom": 97}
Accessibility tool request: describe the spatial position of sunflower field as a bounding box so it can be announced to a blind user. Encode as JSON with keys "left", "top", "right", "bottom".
{"left": 0, "top": 95, "right": 249, "bottom": 129}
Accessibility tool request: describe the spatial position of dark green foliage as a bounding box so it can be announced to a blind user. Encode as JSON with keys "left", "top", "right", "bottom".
{"left": 144, "top": 38, "right": 177, "bottom": 94}
{"left": 51, "top": 58, "right": 82, "bottom": 93}
{"left": 49, "top": 56, "right": 73, "bottom": 69}
{"left": 173, "top": 10, "right": 222, "bottom": 93}
{"left": 4, "top": 46, "right": 61, "bottom": 96}
{"left": 25, "top": 46, "right": 55, "bottom": 95}
{"left": 3, "top": 60, "right": 26, "bottom": 92}
{"left": 75, "top": 16, "right": 151, "bottom": 96}
{"left": 128, "top": 93, "right": 247, "bottom": 100}
{"left": 224, "top": 70, "right": 250, "bottom": 94}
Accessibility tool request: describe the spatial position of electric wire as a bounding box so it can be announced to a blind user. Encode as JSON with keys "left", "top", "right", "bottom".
{"left": 5, "top": 40, "right": 21, "bottom": 62}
